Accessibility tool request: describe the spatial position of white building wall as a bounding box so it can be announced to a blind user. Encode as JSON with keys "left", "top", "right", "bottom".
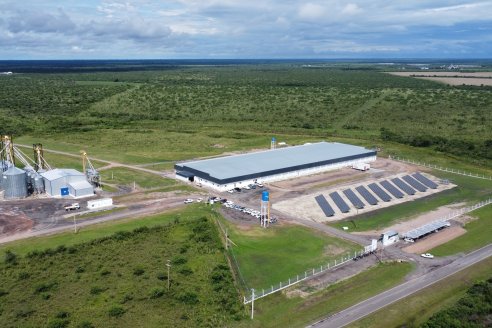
{"left": 187, "top": 155, "right": 376, "bottom": 192}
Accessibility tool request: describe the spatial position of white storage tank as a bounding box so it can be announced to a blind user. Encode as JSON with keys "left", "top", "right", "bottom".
{"left": 87, "top": 198, "right": 113, "bottom": 210}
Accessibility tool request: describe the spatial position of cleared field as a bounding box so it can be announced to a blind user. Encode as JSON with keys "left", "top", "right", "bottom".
{"left": 387, "top": 71, "right": 492, "bottom": 86}
{"left": 389, "top": 71, "right": 492, "bottom": 78}
{"left": 99, "top": 167, "right": 175, "bottom": 189}
{"left": 348, "top": 256, "right": 492, "bottom": 328}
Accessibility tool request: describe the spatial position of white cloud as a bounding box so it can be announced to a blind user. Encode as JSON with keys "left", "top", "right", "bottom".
{"left": 298, "top": 3, "right": 326, "bottom": 20}
{"left": 342, "top": 3, "right": 362, "bottom": 15}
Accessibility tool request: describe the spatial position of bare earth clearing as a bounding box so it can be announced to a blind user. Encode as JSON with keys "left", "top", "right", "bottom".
{"left": 387, "top": 72, "right": 492, "bottom": 86}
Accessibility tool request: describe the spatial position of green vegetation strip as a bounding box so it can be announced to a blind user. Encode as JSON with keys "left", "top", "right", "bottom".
{"left": 217, "top": 213, "right": 360, "bottom": 290}
{"left": 0, "top": 216, "right": 244, "bottom": 327}
{"left": 348, "top": 256, "right": 492, "bottom": 328}
{"left": 237, "top": 261, "right": 413, "bottom": 328}
{"left": 430, "top": 205, "right": 492, "bottom": 256}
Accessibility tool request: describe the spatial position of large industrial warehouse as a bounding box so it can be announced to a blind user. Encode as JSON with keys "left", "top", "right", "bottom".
{"left": 175, "top": 141, "right": 377, "bottom": 191}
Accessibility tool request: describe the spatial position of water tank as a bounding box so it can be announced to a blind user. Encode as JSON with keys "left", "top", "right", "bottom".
{"left": 33, "top": 173, "right": 45, "bottom": 194}
{"left": 3, "top": 166, "right": 28, "bottom": 199}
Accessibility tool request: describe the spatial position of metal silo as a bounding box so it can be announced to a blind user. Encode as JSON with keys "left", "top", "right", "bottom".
{"left": 33, "top": 172, "right": 45, "bottom": 194}
{"left": 3, "top": 166, "right": 28, "bottom": 199}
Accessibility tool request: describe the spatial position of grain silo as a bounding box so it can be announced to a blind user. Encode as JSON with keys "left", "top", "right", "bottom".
{"left": 3, "top": 166, "right": 28, "bottom": 199}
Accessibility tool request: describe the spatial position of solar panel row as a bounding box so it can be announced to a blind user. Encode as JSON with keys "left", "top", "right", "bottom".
{"left": 343, "top": 189, "right": 365, "bottom": 209}
{"left": 380, "top": 180, "right": 404, "bottom": 198}
{"left": 368, "top": 183, "right": 392, "bottom": 202}
{"left": 402, "top": 175, "right": 427, "bottom": 192}
{"left": 413, "top": 172, "right": 438, "bottom": 189}
{"left": 355, "top": 186, "right": 378, "bottom": 205}
{"left": 391, "top": 177, "right": 416, "bottom": 195}
{"left": 315, "top": 195, "right": 335, "bottom": 217}
{"left": 329, "top": 191, "right": 350, "bottom": 213}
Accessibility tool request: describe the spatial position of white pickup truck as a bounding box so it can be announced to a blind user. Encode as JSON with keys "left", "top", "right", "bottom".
{"left": 64, "top": 203, "right": 80, "bottom": 211}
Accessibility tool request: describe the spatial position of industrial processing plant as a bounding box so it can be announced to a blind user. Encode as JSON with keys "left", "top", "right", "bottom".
{"left": 0, "top": 136, "right": 99, "bottom": 199}
{"left": 175, "top": 141, "right": 377, "bottom": 191}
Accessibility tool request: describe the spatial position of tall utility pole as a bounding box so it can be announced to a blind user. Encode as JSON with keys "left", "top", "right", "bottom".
{"left": 166, "top": 260, "right": 171, "bottom": 290}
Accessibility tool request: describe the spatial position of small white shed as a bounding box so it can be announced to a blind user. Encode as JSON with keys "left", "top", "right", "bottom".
{"left": 87, "top": 198, "right": 113, "bottom": 210}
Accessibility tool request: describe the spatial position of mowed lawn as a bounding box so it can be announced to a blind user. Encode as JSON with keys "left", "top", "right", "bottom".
{"left": 430, "top": 205, "right": 492, "bottom": 256}
{"left": 219, "top": 215, "right": 360, "bottom": 290}
{"left": 0, "top": 216, "right": 243, "bottom": 327}
{"left": 99, "top": 167, "right": 176, "bottom": 189}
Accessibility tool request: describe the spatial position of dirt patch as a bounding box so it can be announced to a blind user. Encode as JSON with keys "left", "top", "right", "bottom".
{"left": 284, "top": 289, "right": 310, "bottom": 299}
{"left": 0, "top": 213, "right": 33, "bottom": 235}
{"left": 388, "top": 71, "right": 492, "bottom": 78}
{"left": 386, "top": 72, "right": 492, "bottom": 86}
{"left": 402, "top": 226, "right": 467, "bottom": 254}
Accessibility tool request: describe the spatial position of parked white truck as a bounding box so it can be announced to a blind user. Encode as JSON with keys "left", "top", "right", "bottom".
{"left": 352, "top": 163, "right": 370, "bottom": 171}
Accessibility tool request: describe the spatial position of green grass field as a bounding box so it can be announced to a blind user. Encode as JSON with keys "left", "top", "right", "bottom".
{"left": 0, "top": 216, "right": 244, "bottom": 327}
{"left": 237, "top": 261, "right": 414, "bottom": 328}
{"left": 331, "top": 170, "right": 492, "bottom": 232}
{"left": 99, "top": 167, "right": 176, "bottom": 189}
{"left": 430, "top": 205, "right": 492, "bottom": 256}
{"left": 215, "top": 213, "right": 360, "bottom": 290}
{"left": 348, "top": 256, "right": 492, "bottom": 328}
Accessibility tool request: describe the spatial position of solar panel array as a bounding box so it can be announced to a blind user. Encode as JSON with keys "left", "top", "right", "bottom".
{"left": 355, "top": 186, "right": 378, "bottom": 205}
{"left": 329, "top": 191, "right": 350, "bottom": 213}
{"left": 368, "top": 183, "right": 392, "bottom": 202}
{"left": 402, "top": 175, "right": 427, "bottom": 192}
{"left": 315, "top": 195, "right": 335, "bottom": 217}
{"left": 391, "top": 177, "right": 416, "bottom": 195}
{"left": 413, "top": 172, "right": 438, "bottom": 189}
{"left": 380, "top": 180, "right": 404, "bottom": 198}
{"left": 343, "top": 189, "right": 365, "bottom": 209}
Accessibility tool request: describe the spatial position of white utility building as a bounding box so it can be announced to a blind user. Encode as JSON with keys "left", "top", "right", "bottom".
{"left": 41, "top": 168, "right": 94, "bottom": 198}
{"left": 175, "top": 141, "right": 377, "bottom": 191}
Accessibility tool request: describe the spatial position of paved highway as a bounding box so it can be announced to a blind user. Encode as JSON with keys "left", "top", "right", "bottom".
{"left": 308, "top": 243, "right": 492, "bottom": 328}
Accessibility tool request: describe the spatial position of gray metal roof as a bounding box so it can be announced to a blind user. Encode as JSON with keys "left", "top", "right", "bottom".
{"left": 176, "top": 142, "right": 375, "bottom": 182}
{"left": 41, "top": 168, "right": 85, "bottom": 181}
{"left": 69, "top": 180, "right": 93, "bottom": 190}
{"left": 403, "top": 221, "right": 450, "bottom": 239}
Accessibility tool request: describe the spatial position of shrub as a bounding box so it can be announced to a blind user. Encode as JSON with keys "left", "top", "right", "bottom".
{"left": 77, "top": 321, "right": 94, "bottom": 328}
{"left": 149, "top": 287, "right": 165, "bottom": 299}
{"left": 176, "top": 292, "right": 199, "bottom": 305}
{"left": 172, "top": 256, "right": 187, "bottom": 265}
{"left": 156, "top": 272, "right": 167, "bottom": 281}
{"left": 35, "top": 282, "right": 57, "bottom": 294}
{"left": 0, "top": 289, "right": 8, "bottom": 297}
{"left": 90, "top": 286, "right": 105, "bottom": 295}
{"left": 108, "top": 306, "right": 126, "bottom": 317}
{"left": 47, "top": 318, "right": 69, "bottom": 328}
{"left": 18, "top": 271, "right": 30, "bottom": 280}
{"left": 56, "top": 311, "right": 70, "bottom": 319}
{"left": 178, "top": 267, "right": 193, "bottom": 276}
{"left": 133, "top": 267, "right": 145, "bottom": 276}
{"left": 4, "top": 250, "right": 17, "bottom": 264}
{"left": 75, "top": 266, "right": 85, "bottom": 273}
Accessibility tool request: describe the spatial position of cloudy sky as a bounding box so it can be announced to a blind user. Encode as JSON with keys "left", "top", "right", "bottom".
{"left": 0, "top": 0, "right": 491, "bottom": 59}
